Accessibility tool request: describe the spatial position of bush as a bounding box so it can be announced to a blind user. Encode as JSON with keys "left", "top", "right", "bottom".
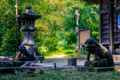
{"left": 1, "top": 28, "right": 16, "bottom": 56}
{"left": 65, "top": 31, "right": 77, "bottom": 49}
{"left": 57, "top": 40, "right": 67, "bottom": 47}
{"left": 45, "top": 37, "right": 59, "bottom": 51}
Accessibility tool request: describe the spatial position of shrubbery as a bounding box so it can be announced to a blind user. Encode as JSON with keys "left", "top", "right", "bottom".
{"left": 65, "top": 31, "right": 77, "bottom": 49}
{"left": 45, "top": 37, "right": 59, "bottom": 51}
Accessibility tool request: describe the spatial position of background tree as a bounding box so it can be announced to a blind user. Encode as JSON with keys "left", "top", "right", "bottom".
{"left": 0, "top": 0, "right": 99, "bottom": 56}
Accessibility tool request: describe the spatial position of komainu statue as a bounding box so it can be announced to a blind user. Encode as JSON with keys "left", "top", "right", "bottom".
{"left": 84, "top": 38, "right": 114, "bottom": 67}
{"left": 16, "top": 45, "right": 34, "bottom": 61}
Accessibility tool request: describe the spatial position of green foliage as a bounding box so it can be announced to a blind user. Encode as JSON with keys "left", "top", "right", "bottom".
{"left": 78, "top": 3, "right": 99, "bottom": 41}
{"left": 57, "top": 40, "right": 67, "bottom": 47}
{"left": 65, "top": 31, "right": 77, "bottom": 46}
{"left": 1, "top": 28, "right": 16, "bottom": 56}
{"left": 0, "top": 0, "right": 99, "bottom": 56}
{"left": 40, "top": 47, "right": 78, "bottom": 56}
{"left": 45, "top": 37, "right": 59, "bottom": 51}
{"left": 0, "top": 0, "right": 16, "bottom": 55}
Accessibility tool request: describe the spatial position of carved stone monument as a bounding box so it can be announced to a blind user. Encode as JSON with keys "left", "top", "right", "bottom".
{"left": 15, "top": 4, "right": 41, "bottom": 61}
{"left": 84, "top": 38, "right": 114, "bottom": 67}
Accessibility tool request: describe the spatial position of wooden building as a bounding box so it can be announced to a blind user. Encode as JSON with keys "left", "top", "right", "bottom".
{"left": 81, "top": 0, "right": 120, "bottom": 54}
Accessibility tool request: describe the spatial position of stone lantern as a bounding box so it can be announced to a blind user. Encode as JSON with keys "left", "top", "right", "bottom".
{"left": 16, "top": 4, "right": 41, "bottom": 57}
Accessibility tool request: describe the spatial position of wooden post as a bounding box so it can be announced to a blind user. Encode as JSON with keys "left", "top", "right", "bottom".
{"left": 90, "top": 26, "right": 92, "bottom": 38}
{"left": 78, "top": 30, "right": 80, "bottom": 59}
{"left": 54, "top": 63, "right": 57, "bottom": 70}
{"left": 75, "top": 7, "right": 80, "bottom": 59}
{"left": 82, "top": 45, "right": 85, "bottom": 55}
{"left": 109, "top": 0, "right": 114, "bottom": 54}
{"left": 99, "top": 0, "right": 102, "bottom": 43}
{"left": 16, "top": 0, "right": 18, "bottom": 53}
{"left": 18, "top": 20, "right": 21, "bottom": 46}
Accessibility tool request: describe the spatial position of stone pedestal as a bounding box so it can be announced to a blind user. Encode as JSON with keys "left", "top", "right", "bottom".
{"left": 77, "top": 66, "right": 120, "bottom": 72}
{"left": 84, "top": 60, "right": 114, "bottom": 67}
{"left": 68, "top": 57, "right": 77, "bottom": 66}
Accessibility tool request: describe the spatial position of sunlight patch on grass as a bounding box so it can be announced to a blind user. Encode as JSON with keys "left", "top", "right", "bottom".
{"left": 40, "top": 47, "right": 78, "bottom": 57}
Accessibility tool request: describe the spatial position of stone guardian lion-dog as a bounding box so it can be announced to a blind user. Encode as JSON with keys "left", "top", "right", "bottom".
{"left": 84, "top": 38, "right": 114, "bottom": 67}
{"left": 15, "top": 45, "right": 34, "bottom": 61}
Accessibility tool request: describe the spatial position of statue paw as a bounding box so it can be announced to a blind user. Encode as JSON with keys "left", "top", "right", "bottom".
{"left": 85, "top": 60, "right": 89, "bottom": 62}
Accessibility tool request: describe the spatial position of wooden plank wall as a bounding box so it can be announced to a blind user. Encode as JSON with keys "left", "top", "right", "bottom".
{"left": 100, "top": 0, "right": 109, "bottom": 45}
{"left": 99, "top": 0, "right": 120, "bottom": 54}
{"left": 114, "top": 0, "right": 120, "bottom": 45}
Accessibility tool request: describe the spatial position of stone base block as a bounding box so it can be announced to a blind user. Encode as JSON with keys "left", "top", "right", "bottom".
{"left": 68, "top": 57, "right": 77, "bottom": 66}
{"left": 74, "top": 55, "right": 120, "bottom": 62}
{"left": 77, "top": 66, "right": 120, "bottom": 72}
{"left": 84, "top": 60, "right": 114, "bottom": 67}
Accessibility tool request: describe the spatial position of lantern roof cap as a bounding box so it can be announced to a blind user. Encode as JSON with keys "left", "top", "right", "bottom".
{"left": 16, "top": 5, "right": 42, "bottom": 20}
{"left": 25, "top": 4, "right": 32, "bottom": 9}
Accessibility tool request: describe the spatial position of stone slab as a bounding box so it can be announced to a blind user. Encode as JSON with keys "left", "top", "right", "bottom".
{"left": 0, "top": 61, "right": 36, "bottom": 74}
{"left": 0, "top": 61, "right": 36, "bottom": 67}
{"left": 74, "top": 55, "right": 120, "bottom": 62}
{"left": 0, "top": 56, "right": 15, "bottom": 61}
{"left": 21, "top": 62, "right": 81, "bottom": 70}
{"left": 0, "top": 61, "right": 25, "bottom": 67}
{"left": 77, "top": 66, "right": 120, "bottom": 72}
{"left": 21, "top": 62, "right": 120, "bottom": 69}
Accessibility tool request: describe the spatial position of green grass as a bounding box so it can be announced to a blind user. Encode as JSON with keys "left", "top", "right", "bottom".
{"left": 43, "top": 59, "right": 85, "bottom": 63}
{"left": 1, "top": 69, "right": 120, "bottom": 80}
{"left": 1, "top": 59, "right": 120, "bottom": 80}
{"left": 115, "top": 65, "right": 120, "bottom": 67}
{"left": 33, "top": 70, "right": 120, "bottom": 80}
{"left": 40, "top": 47, "right": 79, "bottom": 57}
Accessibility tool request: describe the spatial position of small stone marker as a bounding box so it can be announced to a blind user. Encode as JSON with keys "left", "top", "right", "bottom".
{"left": 36, "top": 56, "right": 44, "bottom": 63}
{"left": 68, "top": 57, "right": 77, "bottom": 66}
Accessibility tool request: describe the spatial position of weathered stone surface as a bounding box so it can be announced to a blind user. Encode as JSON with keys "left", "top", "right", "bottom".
{"left": 0, "top": 56, "right": 15, "bottom": 61}
{"left": 74, "top": 55, "right": 120, "bottom": 62}
{"left": 18, "top": 45, "right": 34, "bottom": 61}
{"left": 77, "top": 66, "right": 115, "bottom": 72}
{"left": 84, "top": 38, "right": 114, "bottom": 67}
{"left": 32, "top": 46, "right": 41, "bottom": 56}
{"left": 22, "top": 32, "right": 36, "bottom": 45}
{"left": 1, "top": 58, "right": 10, "bottom": 61}
{"left": 84, "top": 60, "right": 114, "bottom": 67}
{"left": 0, "top": 61, "right": 26, "bottom": 67}
{"left": 68, "top": 57, "right": 77, "bottom": 66}
{"left": 17, "top": 4, "right": 41, "bottom": 46}
{"left": 36, "top": 56, "right": 44, "bottom": 63}
{"left": 16, "top": 5, "right": 41, "bottom": 60}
